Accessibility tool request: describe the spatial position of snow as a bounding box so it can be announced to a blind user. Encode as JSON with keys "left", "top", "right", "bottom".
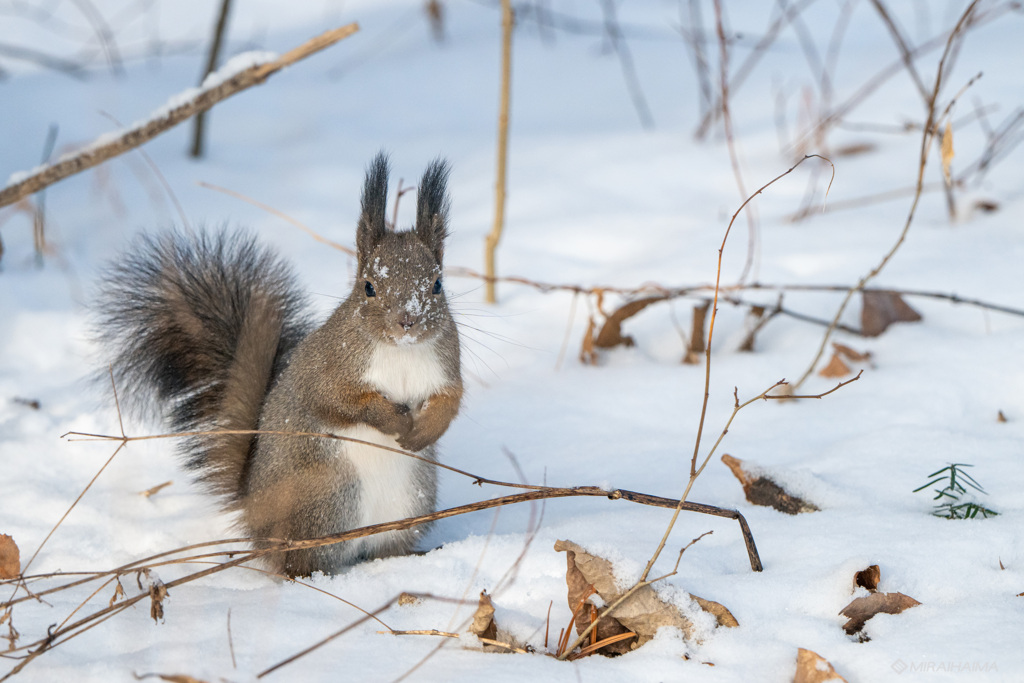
{"left": 2, "top": 1, "right": 1024, "bottom": 681}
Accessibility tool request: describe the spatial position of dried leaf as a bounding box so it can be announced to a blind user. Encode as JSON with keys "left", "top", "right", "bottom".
{"left": 861, "top": 291, "right": 922, "bottom": 337}
{"left": 141, "top": 571, "right": 168, "bottom": 623}
{"left": 941, "top": 123, "right": 955, "bottom": 183}
{"left": 0, "top": 535, "right": 20, "bottom": 580}
{"left": 690, "top": 595, "right": 739, "bottom": 628}
{"left": 818, "top": 353, "right": 852, "bottom": 379}
{"left": 839, "top": 592, "right": 920, "bottom": 635}
{"left": 109, "top": 580, "right": 126, "bottom": 608}
{"left": 997, "top": 410, "right": 1008, "bottom": 423}
{"left": 398, "top": 592, "right": 421, "bottom": 606}
{"left": 794, "top": 648, "right": 849, "bottom": 683}
{"left": 721, "top": 455, "right": 819, "bottom": 515}
{"left": 469, "top": 591, "right": 497, "bottom": 641}
{"left": 833, "top": 142, "right": 876, "bottom": 157}
{"left": 554, "top": 540, "right": 736, "bottom": 655}
{"left": 557, "top": 540, "right": 634, "bottom": 655}
{"left": 594, "top": 296, "right": 666, "bottom": 349}
{"left": 853, "top": 565, "right": 880, "bottom": 592}
{"left": 973, "top": 199, "right": 999, "bottom": 213}
{"left": 832, "top": 342, "right": 872, "bottom": 363}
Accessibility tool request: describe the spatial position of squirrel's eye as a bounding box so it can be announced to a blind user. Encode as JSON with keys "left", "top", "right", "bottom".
{"left": 432, "top": 278, "right": 442, "bottom": 295}
{"left": 365, "top": 281, "right": 376, "bottom": 297}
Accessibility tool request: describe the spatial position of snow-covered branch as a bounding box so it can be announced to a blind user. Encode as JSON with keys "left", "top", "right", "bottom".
{"left": 0, "top": 22, "right": 359, "bottom": 209}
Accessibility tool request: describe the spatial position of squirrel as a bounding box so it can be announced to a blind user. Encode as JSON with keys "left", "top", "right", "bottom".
{"left": 95, "top": 153, "right": 463, "bottom": 577}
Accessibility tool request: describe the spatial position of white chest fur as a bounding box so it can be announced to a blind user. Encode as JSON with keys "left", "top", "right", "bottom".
{"left": 331, "top": 339, "right": 447, "bottom": 556}
{"left": 362, "top": 339, "right": 448, "bottom": 407}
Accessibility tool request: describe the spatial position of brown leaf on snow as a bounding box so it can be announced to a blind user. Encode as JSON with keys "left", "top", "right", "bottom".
{"left": 832, "top": 342, "right": 872, "bottom": 363}
{"left": 861, "top": 291, "right": 922, "bottom": 337}
{"left": 690, "top": 595, "right": 739, "bottom": 629}
{"left": 794, "top": 648, "right": 848, "bottom": 683}
{"left": 593, "top": 296, "right": 666, "bottom": 350}
{"left": 469, "top": 591, "right": 498, "bottom": 642}
{"left": 973, "top": 198, "right": 999, "bottom": 213}
{"left": 833, "top": 141, "right": 877, "bottom": 157}
{"left": 853, "top": 565, "right": 881, "bottom": 593}
{"left": 558, "top": 539, "right": 636, "bottom": 655}
{"left": 398, "top": 592, "right": 421, "bottom": 606}
{"left": 554, "top": 540, "right": 736, "bottom": 655}
{"left": 0, "top": 534, "right": 20, "bottom": 579}
{"left": 839, "top": 592, "right": 921, "bottom": 635}
{"left": 721, "top": 454, "right": 819, "bottom": 515}
{"left": 818, "top": 353, "right": 852, "bottom": 378}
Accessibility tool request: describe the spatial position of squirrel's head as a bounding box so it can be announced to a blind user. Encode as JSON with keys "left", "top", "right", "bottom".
{"left": 354, "top": 153, "right": 452, "bottom": 346}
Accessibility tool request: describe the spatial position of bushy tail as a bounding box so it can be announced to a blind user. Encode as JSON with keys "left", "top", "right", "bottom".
{"left": 95, "top": 228, "right": 311, "bottom": 503}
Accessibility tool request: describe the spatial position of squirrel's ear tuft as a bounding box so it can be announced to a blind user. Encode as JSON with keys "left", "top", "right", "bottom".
{"left": 415, "top": 157, "right": 451, "bottom": 263}
{"left": 358, "top": 152, "right": 390, "bottom": 261}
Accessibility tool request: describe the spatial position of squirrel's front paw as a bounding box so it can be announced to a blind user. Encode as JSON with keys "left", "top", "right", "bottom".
{"left": 397, "top": 426, "right": 435, "bottom": 453}
{"left": 378, "top": 402, "right": 413, "bottom": 438}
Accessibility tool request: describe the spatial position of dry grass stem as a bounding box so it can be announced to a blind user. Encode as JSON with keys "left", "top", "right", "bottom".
{"left": 485, "top": 0, "right": 513, "bottom": 304}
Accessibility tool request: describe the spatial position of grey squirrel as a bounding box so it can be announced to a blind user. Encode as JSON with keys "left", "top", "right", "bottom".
{"left": 96, "top": 153, "right": 463, "bottom": 577}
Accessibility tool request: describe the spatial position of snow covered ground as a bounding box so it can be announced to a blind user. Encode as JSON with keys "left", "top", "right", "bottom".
{"left": 2, "top": 1, "right": 1023, "bottom": 681}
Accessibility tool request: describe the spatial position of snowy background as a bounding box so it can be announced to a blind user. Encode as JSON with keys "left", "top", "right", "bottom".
{"left": 2, "top": 0, "right": 1023, "bottom": 680}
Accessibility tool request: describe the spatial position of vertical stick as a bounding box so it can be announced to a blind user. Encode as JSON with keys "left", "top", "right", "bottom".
{"left": 190, "top": 0, "right": 233, "bottom": 159}
{"left": 33, "top": 124, "right": 59, "bottom": 267}
{"left": 485, "top": 0, "right": 513, "bottom": 304}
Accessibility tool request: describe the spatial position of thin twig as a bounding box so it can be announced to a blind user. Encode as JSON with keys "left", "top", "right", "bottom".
{"left": 712, "top": 0, "right": 758, "bottom": 284}
{"left": 198, "top": 181, "right": 355, "bottom": 255}
{"left": 791, "top": 1, "right": 982, "bottom": 391}
{"left": 195, "top": 183, "right": 1024, "bottom": 322}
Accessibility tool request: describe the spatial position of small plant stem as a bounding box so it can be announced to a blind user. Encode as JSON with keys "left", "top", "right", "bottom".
{"left": 485, "top": 0, "right": 513, "bottom": 304}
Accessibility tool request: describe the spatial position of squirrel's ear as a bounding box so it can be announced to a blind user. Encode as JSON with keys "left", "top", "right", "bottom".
{"left": 415, "top": 157, "right": 451, "bottom": 263}
{"left": 357, "top": 152, "right": 390, "bottom": 261}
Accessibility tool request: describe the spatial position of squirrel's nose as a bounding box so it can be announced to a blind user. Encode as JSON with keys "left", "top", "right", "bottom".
{"left": 399, "top": 314, "right": 417, "bottom": 331}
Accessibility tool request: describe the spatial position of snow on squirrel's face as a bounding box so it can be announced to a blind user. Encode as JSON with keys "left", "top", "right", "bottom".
{"left": 357, "top": 230, "right": 446, "bottom": 345}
